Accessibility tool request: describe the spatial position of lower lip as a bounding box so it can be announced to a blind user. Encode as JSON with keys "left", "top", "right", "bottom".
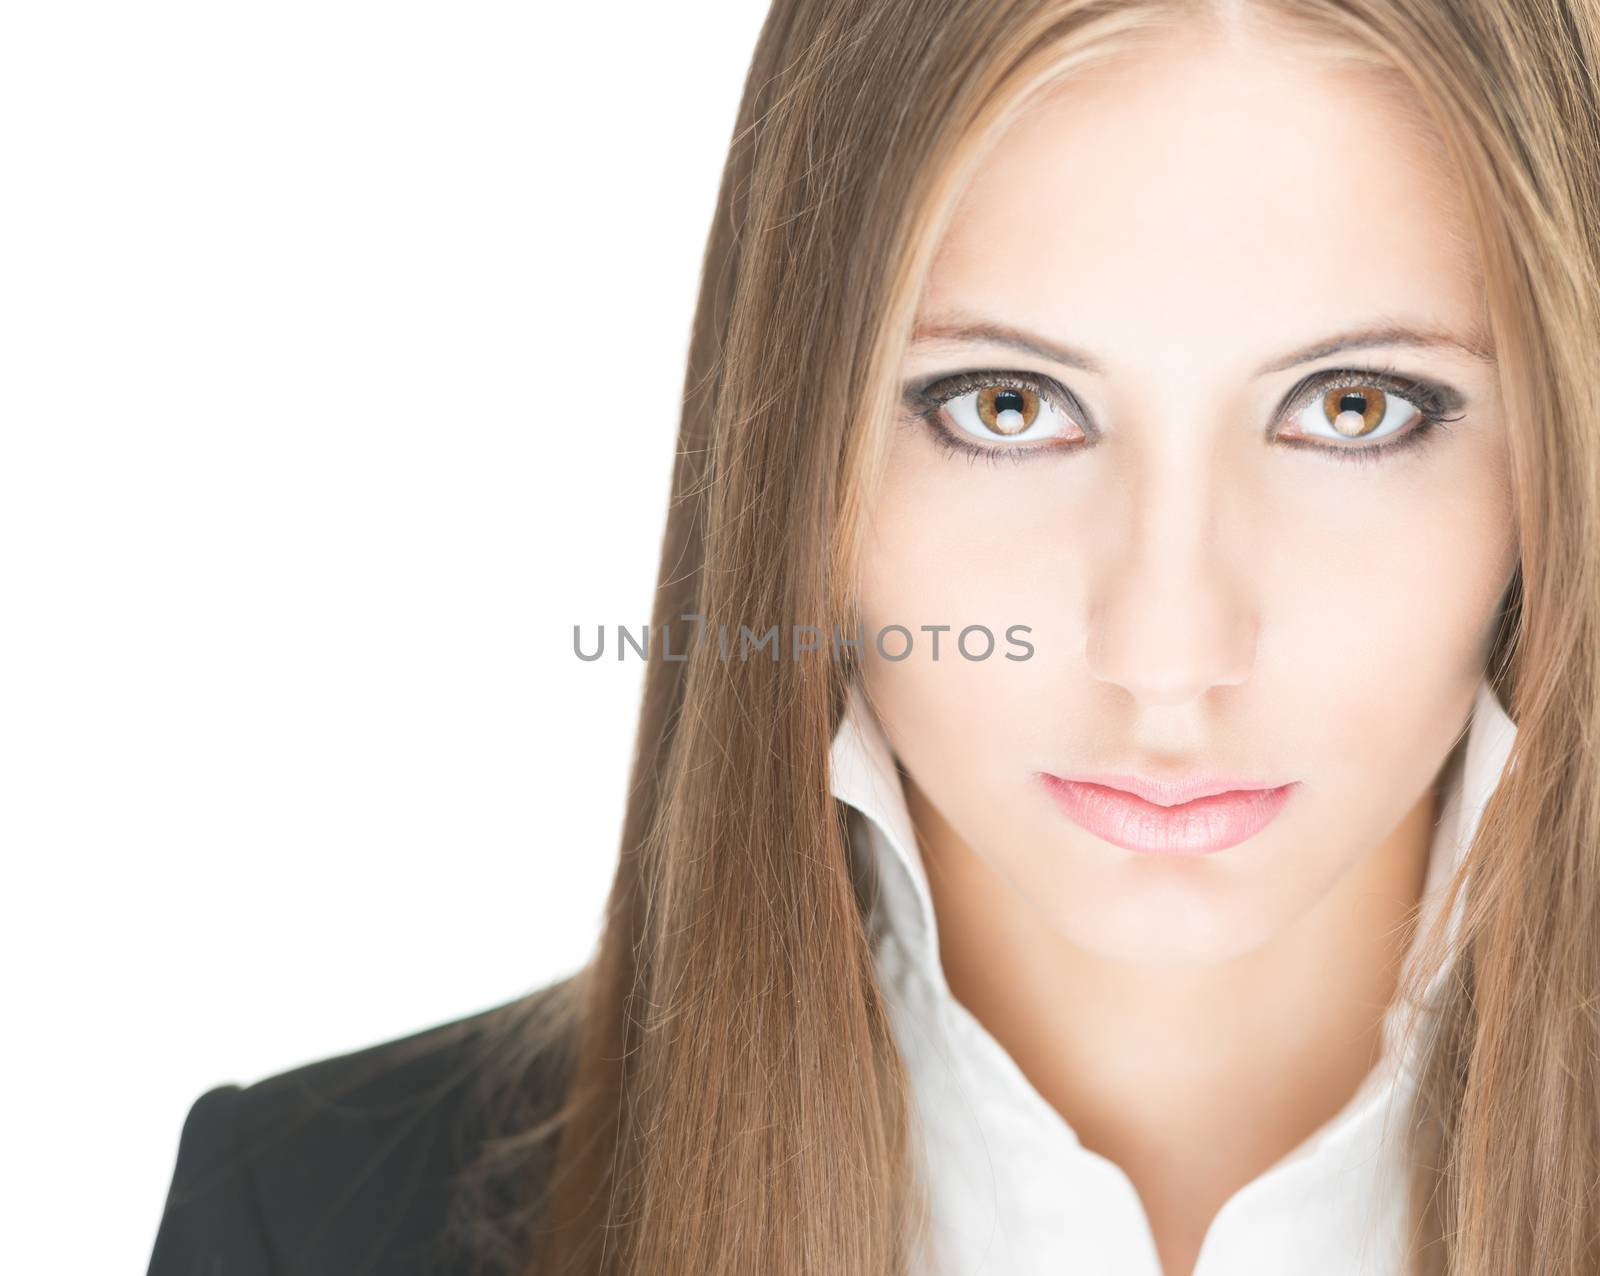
{"left": 1038, "top": 776, "right": 1298, "bottom": 856}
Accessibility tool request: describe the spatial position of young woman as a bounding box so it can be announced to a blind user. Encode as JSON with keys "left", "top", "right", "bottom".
{"left": 147, "top": 1, "right": 1600, "bottom": 1274}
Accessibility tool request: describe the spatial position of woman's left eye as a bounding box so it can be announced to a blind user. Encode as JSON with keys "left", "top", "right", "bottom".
{"left": 1283, "top": 379, "right": 1425, "bottom": 445}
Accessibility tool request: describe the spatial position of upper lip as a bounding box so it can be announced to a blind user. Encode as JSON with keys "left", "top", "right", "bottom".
{"left": 1053, "top": 772, "right": 1293, "bottom": 808}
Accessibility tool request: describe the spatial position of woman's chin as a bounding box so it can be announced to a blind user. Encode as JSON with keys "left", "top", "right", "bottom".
{"left": 1027, "top": 868, "right": 1300, "bottom": 968}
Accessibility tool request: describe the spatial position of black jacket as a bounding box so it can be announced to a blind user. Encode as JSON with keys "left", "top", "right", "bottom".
{"left": 146, "top": 985, "right": 571, "bottom": 1276}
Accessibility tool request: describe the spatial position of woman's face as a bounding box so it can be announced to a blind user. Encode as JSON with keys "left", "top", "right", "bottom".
{"left": 856, "top": 20, "right": 1518, "bottom": 965}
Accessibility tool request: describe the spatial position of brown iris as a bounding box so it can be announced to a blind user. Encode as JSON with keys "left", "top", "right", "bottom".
{"left": 1321, "top": 385, "right": 1387, "bottom": 437}
{"left": 977, "top": 384, "right": 1040, "bottom": 436}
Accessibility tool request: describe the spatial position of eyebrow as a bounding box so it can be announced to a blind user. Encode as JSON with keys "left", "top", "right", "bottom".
{"left": 908, "top": 315, "right": 1496, "bottom": 376}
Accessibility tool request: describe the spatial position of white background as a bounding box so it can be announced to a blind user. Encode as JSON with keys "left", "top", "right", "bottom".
{"left": 0, "top": 2, "right": 769, "bottom": 1269}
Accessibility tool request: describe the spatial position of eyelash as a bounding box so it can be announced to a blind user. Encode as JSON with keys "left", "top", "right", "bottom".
{"left": 900, "top": 366, "right": 1466, "bottom": 468}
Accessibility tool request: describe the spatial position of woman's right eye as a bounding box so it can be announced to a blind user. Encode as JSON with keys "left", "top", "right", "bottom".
{"left": 907, "top": 371, "right": 1090, "bottom": 451}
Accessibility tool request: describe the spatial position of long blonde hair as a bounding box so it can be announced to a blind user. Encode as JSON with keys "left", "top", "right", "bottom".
{"left": 461, "top": 2, "right": 1600, "bottom": 1272}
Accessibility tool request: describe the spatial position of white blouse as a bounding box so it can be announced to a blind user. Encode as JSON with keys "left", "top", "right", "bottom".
{"left": 827, "top": 676, "right": 1517, "bottom": 1276}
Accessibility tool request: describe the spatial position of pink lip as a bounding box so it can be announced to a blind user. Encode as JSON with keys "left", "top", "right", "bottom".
{"left": 1038, "top": 773, "right": 1299, "bottom": 856}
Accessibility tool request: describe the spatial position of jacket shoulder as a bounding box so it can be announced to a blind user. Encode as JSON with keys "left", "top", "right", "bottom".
{"left": 148, "top": 982, "right": 578, "bottom": 1276}
{"left": 147, "top": 1082, "right": 276, "bottom": 1275}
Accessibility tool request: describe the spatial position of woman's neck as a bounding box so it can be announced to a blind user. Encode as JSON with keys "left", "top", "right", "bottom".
{"left": 905, "top": 775, "right": 1437, "bottom": 1276}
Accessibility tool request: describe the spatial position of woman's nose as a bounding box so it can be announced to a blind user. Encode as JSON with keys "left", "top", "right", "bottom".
{"left": 1083, "top": 459, "right": 1258, "bottom": 707}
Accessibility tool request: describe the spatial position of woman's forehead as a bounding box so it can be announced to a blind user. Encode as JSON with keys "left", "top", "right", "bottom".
{"left": 919, "top": 24, "right": 1485, "bottom": 382}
